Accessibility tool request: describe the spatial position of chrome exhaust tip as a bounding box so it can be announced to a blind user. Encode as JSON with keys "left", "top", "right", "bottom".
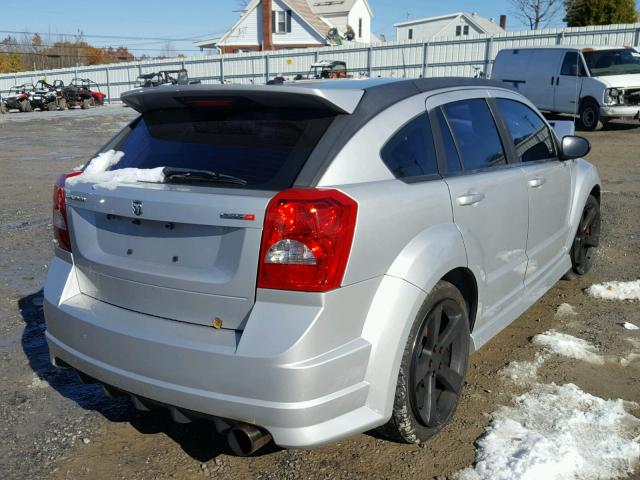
{"left": 227, "top": 424, "right": 272, "bottom": 456}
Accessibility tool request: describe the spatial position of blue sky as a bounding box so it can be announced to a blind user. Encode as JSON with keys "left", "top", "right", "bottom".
{"left": 1, "top": 0, "right": 637, "bottom": 56}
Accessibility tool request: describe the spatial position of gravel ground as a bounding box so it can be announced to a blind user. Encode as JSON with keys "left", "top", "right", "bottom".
{"left": 0, "top": 105, "right": 638, "bottom": 479}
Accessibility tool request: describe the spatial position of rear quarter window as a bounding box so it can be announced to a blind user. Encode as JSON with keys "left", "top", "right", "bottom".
{"left": 111, "top": 107, "right": 337, "bottom": 190}
{"left": 380, "top": 113, "right": 439, "bottom": 180}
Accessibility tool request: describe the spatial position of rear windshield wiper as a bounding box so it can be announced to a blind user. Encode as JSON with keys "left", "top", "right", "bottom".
{"left": 163, "top": 167, "right": 247, "bottom": 186}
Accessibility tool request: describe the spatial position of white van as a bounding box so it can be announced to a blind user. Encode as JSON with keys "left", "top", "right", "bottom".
{"left": 491, "top": 46, "right": 640, "bottom": 130}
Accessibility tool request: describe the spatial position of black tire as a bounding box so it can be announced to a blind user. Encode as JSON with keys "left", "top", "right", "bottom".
{"left": 570, "top": 195, "right": 600, "bottom": 275}
{"left": 47, "top": 102, "right": 57, "bottom": 111}
{"left": 579, "top": 99, "right": 601, "bottom": 131}
{"left": 380, "top": 281, "right": 470, "bottom": 444}
{"left": 81, "top": 98, "right": 91, "bottom": 109}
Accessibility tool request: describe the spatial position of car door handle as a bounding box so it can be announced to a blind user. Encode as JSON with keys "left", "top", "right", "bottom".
{"left": 457, "top": 193, "right": 485, "bottom": 206}
{"left": 528, "top": 177, "right": 547, "bottom": 188}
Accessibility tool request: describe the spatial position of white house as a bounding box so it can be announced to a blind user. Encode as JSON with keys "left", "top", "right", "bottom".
{"left": 394, "top": 12, "right": 506, "bottom": 42}
{"left": 194, "top": 0, "right": 373, "bottom": 54}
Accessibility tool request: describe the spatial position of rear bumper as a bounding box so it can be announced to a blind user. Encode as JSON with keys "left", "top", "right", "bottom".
{"left": 600, "top": 105, "right": 640, "bottom": 120}
{"left": 44, "top": 256, "right": 386, "bottom": 447}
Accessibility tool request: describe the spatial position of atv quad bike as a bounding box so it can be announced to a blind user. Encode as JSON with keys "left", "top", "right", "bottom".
{"left": 34, "top": 80, "right": 66, "bottom": 111}
{"left": 4, "top": 84, "right": 36, "bottom": 112}
{"left": 305, "top": 60, "right": 348, "bottom": 80}
{"left": 63, "top": 78, "right": 104, "bottom": 109}
{"left": 135, "top": 69, "right": 198, "bottom": 88}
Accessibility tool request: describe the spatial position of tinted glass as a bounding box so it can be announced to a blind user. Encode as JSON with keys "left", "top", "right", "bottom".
{"left": 496, "top": 99, "right": 555, "bottom": 162}
{"left": 560, "top": 52, "right": 585, "bottom": 76}
{"left": 442, "top": 99, "right": 506, "bottom": 171}
{"left": 111, "top": 107, "right": 336, "bottom": 190}
{"left": 435, "top": 109, "right": 462, "bottom": 173}
{"left": 381, "top": 114, "right": 438, "bottom": 179}
{"left": 582, "top": 48, "right": 640, "bottom": 76}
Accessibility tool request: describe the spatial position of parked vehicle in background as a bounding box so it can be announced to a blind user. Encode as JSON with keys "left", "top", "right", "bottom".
{"left": 63, "top": 78, "right": 105, "bottom": 109}
{"left": 3, "top": 84, "right": 35, "bottom": 112}
{"left": 297, "top": 60, "right": 349, "bottom": 80}
{"left": 135, "top": 69, "right": 195, "bottom": 88}
{"left": 33, "top": 80, "right": 67, "bottom": 111}
{"left": 44, "top": 78, "right": 600, "bottom": 456}
{"left": 492, "top": 46, "right": 640, "bottom": 131}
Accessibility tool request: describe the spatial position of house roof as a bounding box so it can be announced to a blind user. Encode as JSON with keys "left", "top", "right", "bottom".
{"left": 193, "top": 0, "right": 372, "bottom": 49}
{"left": 309, "top": 0, "right": 372, "bottom": 17}
{"left": 394, "top": 12, "right": 505, "bottom": 35}
{"left": 283, "top": 0, "right": 332, "bottom": 38}
{"left": 463, "top": 13, "right": 505, "bottom": 35}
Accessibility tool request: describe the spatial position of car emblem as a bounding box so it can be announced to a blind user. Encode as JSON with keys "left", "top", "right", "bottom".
{"left": 132, "top": 200, "right": 143, "bottom": 216}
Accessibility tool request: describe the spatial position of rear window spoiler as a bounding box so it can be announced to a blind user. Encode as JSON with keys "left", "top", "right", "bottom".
{"left": 121, "top": 84, "right": 365, "bottom": 115}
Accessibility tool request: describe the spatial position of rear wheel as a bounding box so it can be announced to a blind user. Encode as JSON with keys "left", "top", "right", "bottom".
{"left": 570, "top": 195, "right": 600, "bottom": 275}
{"left": 47, "top": 102, "right": 57, "bottom": 111}
{"left": 20, "top": 99, "right": 32, "bottom": 112}
{"left": 579, "top": 99, "right": 601, "bottom": 131}
{"left": 380, "top": 281, "right": 470, "bottom": 444}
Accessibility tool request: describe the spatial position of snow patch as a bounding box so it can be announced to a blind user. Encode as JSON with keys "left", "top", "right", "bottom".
{"left": 622, "top": 322, "right": 639, "bottom": 331}
{"left": 457, "top": 383, "right": 640, "bottom": 480}
{"left": 500, "top": 353, "right": 547, "bottom": 386}
{"left": 532, "top": 330, "right": 604, "bottom": 365}
{"left": 587, "top": 280, "right": 640, "bottom": 301}
{"left": 555, "top": 303, "right": 577, "bottom": 317}
{"left": 67, "top": 150, "right": 165, "bottom": 190}
{"left": 28, "top": 374, "right": 48, "bottom": 389}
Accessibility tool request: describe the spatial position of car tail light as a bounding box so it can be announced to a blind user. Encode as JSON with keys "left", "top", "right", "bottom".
{"left": 52, "top": 172, "right": 82, "bottom": 252}
{"left": 258, "top": 188, "right": 358, "bottom": 292}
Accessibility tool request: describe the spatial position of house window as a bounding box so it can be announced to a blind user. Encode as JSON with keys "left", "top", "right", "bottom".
{"left": 463, "top": 25, "right": 469, "bottom": 35}
{"left": 408, "top": 28, "right": 413, "bottom": 40}
{"left": 273, "top": 10, "right": 292, "bottom": 34}
{"left": 455, "top": 25, "right": 461, "bottom": 36}
{"left": 358, "top": 18, "right": 363, "bottom": 38}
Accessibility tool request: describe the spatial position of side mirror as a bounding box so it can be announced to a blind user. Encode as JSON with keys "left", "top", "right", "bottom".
{"left": 560, "top": 135, "right": 591, "bottom": 160}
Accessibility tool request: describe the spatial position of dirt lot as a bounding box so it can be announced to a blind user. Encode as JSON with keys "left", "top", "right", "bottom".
{"left": 1, "top": 106, "right": 639, "bottom": 480}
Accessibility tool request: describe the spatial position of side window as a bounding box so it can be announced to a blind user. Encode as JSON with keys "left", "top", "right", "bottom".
{"left": 560, "top": 52, "right": 585, "bottom": 76}
{"left": 435, "top": 109, "right": 462, "bottom": 174}
{"left": 495, "top": 99, "right": 556, "bottom": 162}
{"left": 381, "top": 113, "right": 439, "bottom": 179}
{"left": 442, "top": 99, "right": 507, "bottom": 171}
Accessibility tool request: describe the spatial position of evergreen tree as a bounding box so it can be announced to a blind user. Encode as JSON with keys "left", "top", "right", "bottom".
{"left": 565, "top": 0, "right": 638, "bottom": 27}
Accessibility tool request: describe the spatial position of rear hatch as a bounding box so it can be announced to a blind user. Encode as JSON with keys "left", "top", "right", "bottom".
{"left": 66, "top": 94, "right": 342, "bottom": 330}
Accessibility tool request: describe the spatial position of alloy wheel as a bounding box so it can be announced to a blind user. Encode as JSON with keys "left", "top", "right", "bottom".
{"left": 410, "top": 299, "right": 467, "bottom": 428}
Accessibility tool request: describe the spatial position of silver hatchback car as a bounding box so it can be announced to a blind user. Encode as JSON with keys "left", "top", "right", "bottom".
{"left": 44, "top": 78, "right": 601, "bottom": 455}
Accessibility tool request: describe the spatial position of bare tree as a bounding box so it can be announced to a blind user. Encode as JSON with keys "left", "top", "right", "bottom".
{"left": 509, "top": 0, "right": 563, "bottom": 29}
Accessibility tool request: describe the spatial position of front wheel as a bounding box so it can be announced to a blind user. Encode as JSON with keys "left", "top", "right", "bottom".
{"left": 570, "top": 195, "right": 600, "bottom": 275}
{"left": 380, "top": 281, "right": 470, "bottom": 444}
{"left": 579, "top": 99, "right": 602, "bottom": 131}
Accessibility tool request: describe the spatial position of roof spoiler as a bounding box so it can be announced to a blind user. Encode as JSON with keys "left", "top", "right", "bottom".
{"left": 121, "top": 84, "right": 365, "bottom": 114}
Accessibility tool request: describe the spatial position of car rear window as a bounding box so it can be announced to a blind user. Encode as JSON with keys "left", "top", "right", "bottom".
{"left": 111, "top": 107, "right": 337, "bottom": 190}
